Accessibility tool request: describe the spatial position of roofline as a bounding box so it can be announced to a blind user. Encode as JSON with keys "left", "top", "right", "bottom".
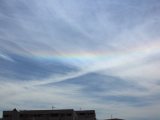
{"left": 4, "top": 109, "right": 75, "bottom": 112}
{"left": 75, "top": 110, "right": 95, "bottom": 112}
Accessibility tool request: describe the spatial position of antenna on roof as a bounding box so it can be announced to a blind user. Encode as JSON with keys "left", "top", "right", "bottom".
{"left": 52, "top": 106, "right": 55, "bottom": 110}
{"left": 111, "top": 114, "right": 112, "bottom": 119}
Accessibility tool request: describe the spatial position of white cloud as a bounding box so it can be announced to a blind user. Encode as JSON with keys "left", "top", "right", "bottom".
{"left": 0, "top": 0, "right": 160, "bottom": 120}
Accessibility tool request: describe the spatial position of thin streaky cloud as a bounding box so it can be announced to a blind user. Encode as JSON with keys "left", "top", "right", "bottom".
{"left": 0, "top": 0, "right": 160, "bottom": 120}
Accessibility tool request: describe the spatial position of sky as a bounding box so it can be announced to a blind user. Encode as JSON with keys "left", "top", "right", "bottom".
{"left": 0, "top": 0, "right": 160, "bottom": 120}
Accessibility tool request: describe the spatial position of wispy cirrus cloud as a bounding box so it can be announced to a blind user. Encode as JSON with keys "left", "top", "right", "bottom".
{"left": 0, "top": 0, "right": 160, "bottom": 120}
{"left": 0, "top": 53, "right": 78, "bottom": 81}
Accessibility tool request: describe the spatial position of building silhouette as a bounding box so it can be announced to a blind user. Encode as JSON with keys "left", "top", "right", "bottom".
{"left": 105, "top": 118, "right": 124, "bottom": 120}
{"left": 2, "top": 108, "right": 96, "bottom": 120}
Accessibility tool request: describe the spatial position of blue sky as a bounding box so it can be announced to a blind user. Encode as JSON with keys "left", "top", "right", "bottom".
{"left": 0, "top": 0, "right": 160, "bottom": 120}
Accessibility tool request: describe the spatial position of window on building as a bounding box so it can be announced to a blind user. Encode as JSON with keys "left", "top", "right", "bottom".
{"left": 79, "top": 113, "right": 85, "bottom": 115}
{"left": 50, "top": 113, "right": 59, "bottom": 117}
{"left": 61, "top": 113, "right": 65, "bottom": 117}
{"left": 66, "top": 113, "right": 72, "bottom": 116}
{"left": 3, "top": 115, "right": 11, "bottom": 118}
